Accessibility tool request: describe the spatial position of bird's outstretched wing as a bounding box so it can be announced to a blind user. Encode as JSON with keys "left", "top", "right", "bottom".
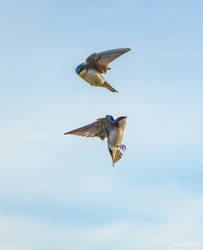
{"left": 64, "top": 118, "right": 110, "bottom": 140}
{"left": 86, "top": 48, "right": 130, "bottom": 73}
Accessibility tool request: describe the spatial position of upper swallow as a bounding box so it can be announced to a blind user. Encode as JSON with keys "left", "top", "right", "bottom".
{"left": 75, "top": 48, "right": 131, "bottom": 93}
{"left": 64, "top": 115, "right": 127, "bottom": 166}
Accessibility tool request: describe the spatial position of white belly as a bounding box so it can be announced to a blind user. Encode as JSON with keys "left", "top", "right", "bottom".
{"left": 79, "top": 69, "right": 105, "bottom": 86}
{"left": 108, "top": 118, "right": 127, "bottom": 149}
{"left": 108, "top": 128, "right": 123, "bottom": 149}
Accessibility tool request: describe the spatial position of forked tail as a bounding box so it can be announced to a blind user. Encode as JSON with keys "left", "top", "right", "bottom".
{"left": 103, "top": 81, "right": 118, "bottom": 93}
{"left": 109, "top": 148, "right": 123, "bottom": 167}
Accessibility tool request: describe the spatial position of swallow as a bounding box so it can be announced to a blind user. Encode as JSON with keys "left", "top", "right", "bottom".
{"left": 75, "top": 48, "right": 131, "bottom": 93}
{"left": 64, "top": 115, "right": 127, "bottom": 166}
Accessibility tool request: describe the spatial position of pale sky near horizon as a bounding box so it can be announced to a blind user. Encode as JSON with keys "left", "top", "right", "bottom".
{"left": 0, "top": 1, "right": 203, "bottom": 250}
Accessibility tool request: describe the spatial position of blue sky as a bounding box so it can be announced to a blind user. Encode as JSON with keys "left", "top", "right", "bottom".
{"left": 0, "top": 0, "right": 203, "bottom": 249}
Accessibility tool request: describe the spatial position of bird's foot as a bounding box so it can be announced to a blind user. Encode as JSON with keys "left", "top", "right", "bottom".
{"left": 107, "top": 67, "right": 111, "bottom": 70}
{"left": 119, "top": 144, "right": 126, "bottom": 151}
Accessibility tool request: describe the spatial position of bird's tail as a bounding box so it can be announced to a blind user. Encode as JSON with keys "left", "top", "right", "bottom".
{"left": 109, "top": 148, "right": 123, "bottom": 167}
{"left": 103, "top": 81, "right": 118, "bottom": 93}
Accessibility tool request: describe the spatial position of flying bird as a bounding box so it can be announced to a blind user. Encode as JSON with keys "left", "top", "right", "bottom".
{"left": 75, "top": 48, "right": 131, "bottom": 93}
{"left": 64, "top": 115, "right": 127, "bottom": 166}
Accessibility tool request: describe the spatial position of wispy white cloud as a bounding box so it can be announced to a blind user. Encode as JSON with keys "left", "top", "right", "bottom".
{"left": 0, "top": 194, "right": 202, "bottom": 250}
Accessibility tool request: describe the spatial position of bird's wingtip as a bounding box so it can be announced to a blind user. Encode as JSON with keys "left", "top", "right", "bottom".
{"left": 124, "top": 48, "right": 131, "bottom": 52}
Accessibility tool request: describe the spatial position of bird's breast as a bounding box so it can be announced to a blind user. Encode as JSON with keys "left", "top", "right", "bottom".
{"left": 108, "top": 118, "right": 126, "bottom": 149}
{"left": 80, "top": 69, "right": 105, "bottom": 86}
{"left": 108, "top": 128, "right": 122, "bottom": 149}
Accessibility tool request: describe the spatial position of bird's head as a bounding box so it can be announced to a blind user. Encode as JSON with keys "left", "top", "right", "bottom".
{"left": 117, "top": 116, "right": 127, "bottom": 121}
{"left": 75, "top": 63, "right": 86, "bottom": 75}
{"left": 106, "top": 115, "right": 114, "bottom": 122}
{"left": 112, "top": 116, "right": 127, "bottom": 127}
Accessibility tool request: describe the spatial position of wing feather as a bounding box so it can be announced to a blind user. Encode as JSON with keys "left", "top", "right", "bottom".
{"left": 64, "top": 118, "right": 109, "bottom": 140}
{"left": 86, "top": 48, "right": 130, "bottom": 73}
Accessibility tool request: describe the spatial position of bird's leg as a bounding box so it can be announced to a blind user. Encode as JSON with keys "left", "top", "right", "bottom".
{"left": 119, "top": 144, "right": 126, "bottom": 151}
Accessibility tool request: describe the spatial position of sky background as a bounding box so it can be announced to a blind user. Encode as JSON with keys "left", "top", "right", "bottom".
{"left": 0, "top": 0, "right": 203, "bottom": 249}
